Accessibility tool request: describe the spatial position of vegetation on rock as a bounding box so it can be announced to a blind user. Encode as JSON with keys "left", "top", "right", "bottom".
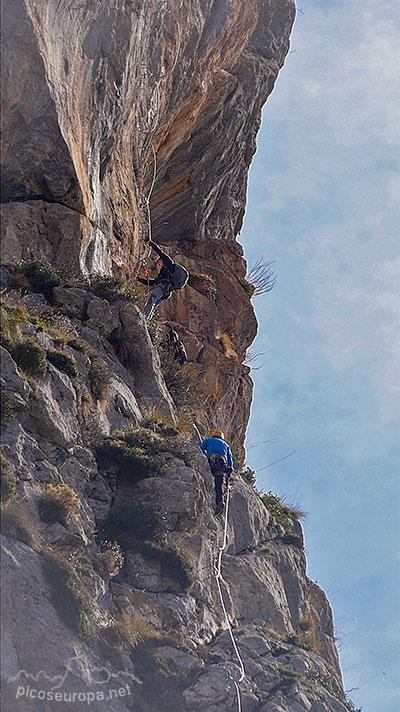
{"left": 0, "top": 389, "right": 17, "bottom": 430}
{"left": 42, "top": 548, "right": 97, "bottom": 640}
{"left": 8, "top": 340, "right": 47, "bottom": 379}
{"left": 46, "top": 349, "right": 78, "bottom": 378}
{"left": 38, "top": 483, "right": 81, "bottom": 525}
{"left": 0, "top": 453, "right": 17, "bottom": 503}
{"left": 1, "top": 500, "right": 40, "bottom": 549}
{"left": 88, "top": 352, "right": 111, "bottom": 401}
{"left": 99, "top": 502, "right": 193, "bottom": 592}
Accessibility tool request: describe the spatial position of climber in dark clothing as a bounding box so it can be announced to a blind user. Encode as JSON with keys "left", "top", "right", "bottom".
{"left": 138, "top": 239, "right": 189, "bottom": 320}
{"left": 200, "top": 431, "right": 233, "bottom": 514}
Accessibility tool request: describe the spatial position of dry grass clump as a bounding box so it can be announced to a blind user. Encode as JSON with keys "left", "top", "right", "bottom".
{"left": 1, "top": 500, "right": 41, "bottom": 549}
{"left": 0, "top": 297, "right": 30, "bottom": 343}
{"left": 38, "top": 484, "right": 80, "bottom": 525}
{"left": 216, "top": 332, "right": 238, "bottom": 360}
{"left": 110, "top": 325, "right": 144, "bottom": 371}
{"left": 103, "top": 615, "right": 158, "bottom": 652}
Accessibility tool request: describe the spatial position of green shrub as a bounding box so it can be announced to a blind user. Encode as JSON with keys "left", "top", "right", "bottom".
{"left": 96, "top": 437, "right": 162, "bottom": 479}
{"left": 100, "top": 503, "right": 167, "bottom": 546}
{"left": 241, "top": 466, "right": 257, "bottom": 488}
{"left": 285, "top": 633, "right": 315, "bottom": 651}
{"left": 38, "top": 484, "right": 80, "bottom": 525}
{"left": 139, "top": 541, "right": 193, "bottom": 592}
{"left": 88, "top": 353, "right": 111, "bottom": 401}
{"left": 10, "top": 260, "right": 61, "bottom": 298}
{"left": 46, "top": 349, "right": 78, "bottom": 378}
{"left": 95, "top": 427, "right": 167, "bottom": 480}
{"left": 1, "top": 500, "right": 40, "bottom": 548}
{"left": 260, "top": 491, "right": 306, "bottom": 533}
{"left": 139, "top": 412, "right": 195, "bottom": 465}
{"left": 9, "top": 340, "right": 47, "bottom": 378}
{"left": 99, "top": 503, "right": 193, "bottom": 592}
{"left": 1, "top": 389, "right": 17, "bottom": 430}
{"left": 140, "top": 409, "right": 178, "bottom": 436}
{"left": 89, "top": 275, "right": 140, "bottom": 303}
{"left": 0, "top": 454, "right": 17, "bottom": 503}
{"left": 42, "top": 549, "right": 97, "bottom": 640}
{"left": 67, "top": 337, "right": 88, "bottom": 353}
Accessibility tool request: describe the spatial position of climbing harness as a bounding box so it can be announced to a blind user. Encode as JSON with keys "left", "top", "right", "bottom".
{"left": 213, "top": 483, "right": 245, "bottom": 712}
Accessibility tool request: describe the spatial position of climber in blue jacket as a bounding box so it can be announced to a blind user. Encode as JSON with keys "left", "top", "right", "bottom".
{"left": 200, "top": 431, "right": 233, "bottom": 514}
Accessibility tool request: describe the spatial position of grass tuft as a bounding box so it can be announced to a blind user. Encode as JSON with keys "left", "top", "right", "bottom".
{"left": 8, "top": 340, "right": 47, "bottom": 378}
{"left": 42, "top": 548, "right": 97, "bottom": 640}
{"left": 103, "top": 615, "right": 158, "bottom": 651}
{"left": 0, "top": 453, "right": 17, "bottom": 503}
{"left": 260, "top": 491, "right": 306, "bottom": 533}
{"left": 8, "top": 259, "right": 61, "bottom": 298}
{"left": 99, "top": 503, "right": 193, "bottom": 592}
{"left": 157, "top": 338, "right": 200, "bottom": 415}
{"left": 1, "top": 389, "right": 17, "bottom": 430}
{"left": 216, "top": 332, "right": 237, "bottom": 359}
{"left": 46, "top": 349, "right": 78, "bottom": 378}
{"left": 1, "top": 500, "right": 40, "bottom": 548}
{"left": 38, "top": 484, "right": 80, "bottom": 525}
{"left": 88, "top": 353, "right": 111, "bottom": 401}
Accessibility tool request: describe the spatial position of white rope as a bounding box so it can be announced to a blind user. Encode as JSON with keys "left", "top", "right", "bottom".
{"left": 213, "top": 484, "right": 246, "bottom": 711}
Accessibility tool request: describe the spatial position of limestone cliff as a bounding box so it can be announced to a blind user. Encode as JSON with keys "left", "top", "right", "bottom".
{"left": 1, "top": 2, "right": 354, "bottom": 712}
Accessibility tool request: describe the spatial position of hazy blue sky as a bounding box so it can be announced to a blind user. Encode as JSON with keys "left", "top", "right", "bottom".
{"left": 241, "top": 2, "right": 400, "bottom": 711}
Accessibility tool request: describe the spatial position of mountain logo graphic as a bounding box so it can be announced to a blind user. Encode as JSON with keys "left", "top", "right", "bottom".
{"left": 7, "top": 656, "right": 142, "bottom": 690}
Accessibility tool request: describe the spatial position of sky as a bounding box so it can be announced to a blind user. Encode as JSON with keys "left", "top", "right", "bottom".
{"left": 240, "top": 2, "right": 400, "bottom": 711}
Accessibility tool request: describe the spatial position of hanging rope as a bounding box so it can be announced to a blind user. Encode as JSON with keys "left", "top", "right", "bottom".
{"left": 138, "top": 143, "right": 158, "bottom": 290}
{"left": 213, "top": 484, "right": 246, "bottom": 712}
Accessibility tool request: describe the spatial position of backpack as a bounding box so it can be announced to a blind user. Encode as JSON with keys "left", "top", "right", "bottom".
{"left": 169, "top": 264, "right": 189, "bottom": 290}
{"left": 208, "top": 454, "right": 228, "bottom": 474}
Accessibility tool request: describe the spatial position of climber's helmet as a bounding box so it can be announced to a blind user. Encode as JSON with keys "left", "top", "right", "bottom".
{"left": 211, "top": 430, "right": 224, "bottom": 440}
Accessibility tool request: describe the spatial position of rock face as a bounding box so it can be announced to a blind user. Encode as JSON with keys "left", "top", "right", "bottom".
{"left": 1, "top": 2, "right": 351, "bottom": 712}
{"left": 1, "top": 0, "right": 293, "bottom": 455}
{"left": 1, "top": 0, "right": 294, "bottom": 272}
